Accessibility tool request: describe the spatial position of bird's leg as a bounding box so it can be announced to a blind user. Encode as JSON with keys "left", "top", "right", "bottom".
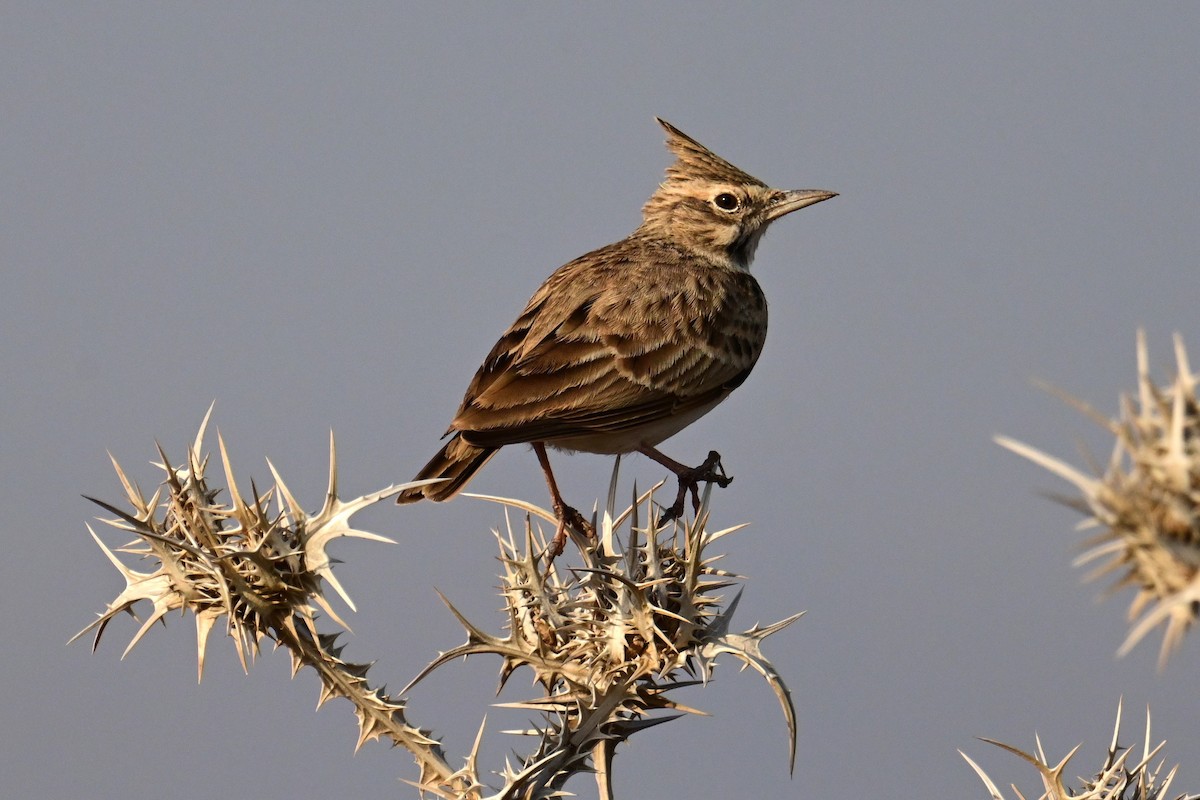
{"left": 533, "top": 442, "right": 594, "bottom": 561}
{"left": 637, "top": 445, "right": 733, "bottom": 523}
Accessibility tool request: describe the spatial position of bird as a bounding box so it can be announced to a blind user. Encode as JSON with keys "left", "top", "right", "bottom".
{"left": 397, "top": 118, "right": 835, "bottom": 556}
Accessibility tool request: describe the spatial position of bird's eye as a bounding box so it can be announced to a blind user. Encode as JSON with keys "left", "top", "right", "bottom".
{"left": 713, "top": 192, "right": 740, "bottom": 211}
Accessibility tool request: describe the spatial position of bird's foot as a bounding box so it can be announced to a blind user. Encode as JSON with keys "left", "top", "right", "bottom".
{"left": 659, "top": 450, "right": 733, "bottom": 524}
{"left": 546, "top": 501, "right": 595, "bottom": 564}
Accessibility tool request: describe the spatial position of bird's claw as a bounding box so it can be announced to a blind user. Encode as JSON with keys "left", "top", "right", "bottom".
{"left": 659, "top": 450, "right": 733, "bottom": 524}
{"left": 546, "top": 501, "right": 595, "bottom": 564}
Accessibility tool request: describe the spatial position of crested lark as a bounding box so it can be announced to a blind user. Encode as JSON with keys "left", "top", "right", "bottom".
{"left": 397, "top": 118, "right": 835, "bottom": 555}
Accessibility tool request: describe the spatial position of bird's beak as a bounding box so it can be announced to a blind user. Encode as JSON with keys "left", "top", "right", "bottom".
{"left": 765, "top": 189, "right": 837, "bottom": 221}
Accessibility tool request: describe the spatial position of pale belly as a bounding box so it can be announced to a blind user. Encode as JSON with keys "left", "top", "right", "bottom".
{"left": 544, "top": 395, "right": 728, "bottom": 455}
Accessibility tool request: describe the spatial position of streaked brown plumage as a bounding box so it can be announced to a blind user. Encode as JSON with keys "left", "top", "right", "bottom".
{"left": 398, "top": 118, "right": 835, "bottom": 552}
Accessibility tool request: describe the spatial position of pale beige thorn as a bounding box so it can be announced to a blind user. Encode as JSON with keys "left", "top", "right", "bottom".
{"left": 266, "top": 458, "right": 305, "bottom": 523}
{"left": 624, "top": 481, "right": 643, "bottom": 575}
{"left": 610, "top": 478, "right": 668, "bottom": 531}
{"left": 325, "top": 429, "right": 338, "bottom": 506}
{"left": 1039, "top": 738, "right": 1081, "bottom": 800}
{"left": 1110, "top": 411, "right": 1135, "bottom": 467}
{"left": 462, "top": 492, "right": 558, "bottom": 526}
{"left": 994, "top": 435, "right": 1101, "bottom": 497}
{"left": 1137, "top": 328, "right": 1152, "bottom": 412}
{"left": 86, "top": 523, "right": 133, "bottom": 575}
{"left": 599, "top": 461, "right": 620, "bottom": 553}
{"left": 465, "top": 715, "right": 487, "bottom": 776}
{"left": 1158, "top": 613, "right": 1190, "bottom": 672}
{"left": 195, "top": 607, "right": 219, "bottom": 683}
{"left": 1160, "top": 764, "right": 1180, "bottom": 798}
{"left": 1127, "top": 737, "right": 1166, "bottom": 779}
{"left": 596, "top": 737, "right": 616, "bottom": 800}
{"left": 495, "top": 506, "right": 516, "bottom": 551}
{"left": 316, "top": 682, "right": 337, "bottom": 710}
{"left": 230, "top": 623, "right": 250, "bottom": 674}
{"left": 316, "top": 566, "right": 357, "bottom": 613}
{"left": 1079, "top": 556, "right": 1130, "bottom": 588}
{"left": 1031, "top": 378, "right": 1121, "bottom": 435}
{"left": 121, "top": 603, "right": 173, "bottom": 660}
{"left": 1071, "top": 539, "right": 1125, "bottom": 567}
{"left": 312, "top": 591, "right": 352, "bottom": 631}
{"left": 431, "top": 588, "right": 497, "bottom": 643}
{"left": 353, "top": 715, "right": 375, "bottom": 753}
{"left": 978, "top": 736, "right": 1052, "bottom": 770}
{"left": 706, "top": 522, "right": 752, "bottom": 544}
{"left": 216, "top": 432, "right": 247, "bottom": 511}
{"left": 192, "top": 402, "right": 216, "bottom": 464}
{"left": 1163, "top": 377, "right": 1189, "bottom": 490}
{"left": 1127, "top": 587, "right": 1155, "bottom": 621}
{"left": 148, "top": 441, "right": 178, "bottom": 481}
{"left": 107, "top": 452, "right": 143, "bottom": 510}
{"left": 1110, "top": 697, "right": 1124, "bottom": 753}
{"left": 1173, "top": 333, "right": 1194, "bottom": 392}
{"left": 1033, "top": 733, "right": 1049, "bottom": 768}
{"left": 342, "top": 527, "right": 398, "bottom": 544}
{"left": 1140, "top": 703, "right": 1152, "bottom": 764}
{"left": 959, "top": 751, "right": 1005, "bottom": 800}
{"left": 605, "top": 454, "right": 621, "bottom": 521}
{"left": 1115, "top": 582, "right": 1197, "bottom": 663}
{"left": 67, "top": 614, "right": 107, "bottom": 647}
{"left": 143, "top": 485, "right": 164, "bottom": 521}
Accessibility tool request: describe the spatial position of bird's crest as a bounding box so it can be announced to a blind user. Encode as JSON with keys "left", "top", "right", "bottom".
{"left": 656, "top": 118, "right": 765, "bottom": 188}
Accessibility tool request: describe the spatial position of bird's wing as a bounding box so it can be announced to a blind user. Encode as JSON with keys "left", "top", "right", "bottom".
{"left": 449, "top": 252, "right": 766, "bottom": 447}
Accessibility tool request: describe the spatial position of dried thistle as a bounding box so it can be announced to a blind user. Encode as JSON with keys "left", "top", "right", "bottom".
{"left": 407, "top": 458, "right": 803, "bottom": 798}
{"left": 961, "top": 700, "right": 1197, "bottom": 800}
{"left": 72, "top": 407, "right": 469, "bottom": 795}
{"left": 76, "top": 412, "right": 803, "bottom": 799}
{"left": 997, "top": 332, "right": 1200, "bottom": 667}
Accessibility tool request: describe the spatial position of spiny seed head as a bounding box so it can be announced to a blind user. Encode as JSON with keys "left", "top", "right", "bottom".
{"left": 409, "top": 472, "right": 806, "bottom": 783}
{"left": 963, "top": 701, "right": 1195, "bottom": 800}
{"left": 997, "top": 332, "right": 1200, "bottom": 668}
{"left": 639, "top": 118, "right": 835, "bottom": 270}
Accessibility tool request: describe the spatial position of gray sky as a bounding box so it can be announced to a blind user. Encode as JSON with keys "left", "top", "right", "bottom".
{"left": 4, "top": 4, "right": 1199, "bottom": 798}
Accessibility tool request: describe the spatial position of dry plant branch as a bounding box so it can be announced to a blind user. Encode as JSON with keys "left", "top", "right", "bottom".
{"left": 75, "top": 410, "right": 803, "bottom": 798}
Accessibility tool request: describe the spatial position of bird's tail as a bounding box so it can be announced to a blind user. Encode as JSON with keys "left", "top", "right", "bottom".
{"left": 396, "top": 435, "right": 497, "bottom": 504}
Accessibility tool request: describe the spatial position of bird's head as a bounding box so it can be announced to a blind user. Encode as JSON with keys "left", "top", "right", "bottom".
{"left": 639, "top": 118, "right": 836, "bottom": 270}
